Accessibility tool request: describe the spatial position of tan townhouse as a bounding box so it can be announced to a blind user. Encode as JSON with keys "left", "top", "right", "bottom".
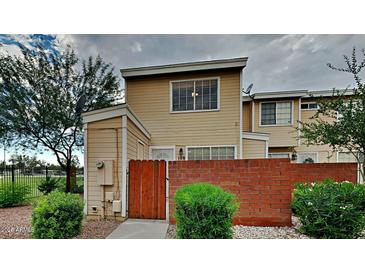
{"left": 242, "top": 89, "right": 356, "bottom": 163}
{"left": 81, "top": 57, "right": 355, "bottom": 220}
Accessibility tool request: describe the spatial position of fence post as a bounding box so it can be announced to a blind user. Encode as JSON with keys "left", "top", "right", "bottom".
{"left": 11, "top": 164, "right": 15, "bottom": 199}
{"left": 46, "top": 165, "right": 48, "bottom": 179}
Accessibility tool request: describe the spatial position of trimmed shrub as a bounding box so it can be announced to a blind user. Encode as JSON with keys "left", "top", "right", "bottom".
{"left": 292, "top": 178, "right": 365, "bottom": 239}
{"left": 31, "top": 191, "right": 84, "bottom": 239}
{"left": 0, "top": 184, "right": 30, "bottom": 208}
{"left": 38, "top": 177, "right": 60, "bottom": 195}
{"left": 174, "top": 183, "right": 239, "bottom": 239}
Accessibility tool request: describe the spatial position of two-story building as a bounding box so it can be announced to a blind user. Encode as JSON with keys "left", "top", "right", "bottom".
{"left": 82, "top": 57, "right": 356, "bottom": 220}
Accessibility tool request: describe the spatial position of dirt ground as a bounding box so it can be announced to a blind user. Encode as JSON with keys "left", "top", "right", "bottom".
{"left": 0, "top": 205, "right": 120, "bottom": 239}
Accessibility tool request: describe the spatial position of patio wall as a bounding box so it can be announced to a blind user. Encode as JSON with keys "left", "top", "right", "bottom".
{"left": 168, "top": 158, "right": 357, "bottom": 226}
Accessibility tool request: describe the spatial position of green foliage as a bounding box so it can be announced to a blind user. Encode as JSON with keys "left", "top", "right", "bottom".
{"left": 0, "top": 43, "right": 122, "bottom": 191}
{"left": 292, "top": 178, "right": 365, "bottom": 239}
{"left": 37, "top": 177, "right": 60, "bottom": 195}
{"left": 174, "top": 183, "right": 239, "bottom": 239}
{"left": 299, "top": 48, "right": 365, "bottom": 176}
{"left": 0, "top": 183, "right": 31, "bottom": 207}
{"left": 31, "top": 191, "right": 84, "bottom": 239}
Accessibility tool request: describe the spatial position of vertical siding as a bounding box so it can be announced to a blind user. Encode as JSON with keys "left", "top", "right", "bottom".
{"left": 127, "top": 117, "right": 150, "bottom": 161}
{"left": 86, "top": 117, "right": 122, "bottom": 218}
{"left": 242, "top": 139, "right": 266, "bottom": 159}
{"left": 126, "top": 69, "right": 241, "bottom": 158}
{"left": 242, "top": 101, "right": 252, "bottom": 131}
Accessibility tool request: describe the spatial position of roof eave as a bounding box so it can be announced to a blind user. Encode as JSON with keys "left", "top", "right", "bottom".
{"left": 120, "top": 57, "right": 248, "bottom": 78}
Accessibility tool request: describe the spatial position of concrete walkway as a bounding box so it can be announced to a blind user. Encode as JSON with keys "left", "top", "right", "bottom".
{"left": 107, "top": 219, "right": 169, "bottom": 239}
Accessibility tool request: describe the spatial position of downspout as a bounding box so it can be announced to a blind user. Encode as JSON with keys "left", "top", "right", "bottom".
{"left": 298, "top": 97, "right": 302, "bottom": 146}
{"left": 239, "top": 69, "right": 243, "bottom": 159}
{"left": 83, "top": 123, "right": 88, "bottom": 215}
{"left": 252, "top": 100, "right": 255, "bottom": 132}
{"left": 121, "top": 115, "right": 127, "bottom": 217}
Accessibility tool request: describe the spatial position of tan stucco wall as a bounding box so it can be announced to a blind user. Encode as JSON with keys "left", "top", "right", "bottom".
{"left": 126, "top": 68, "right": 241, "bottom": 159}
{"left": 242, "top": 139, "right": 266, "bottom": 159}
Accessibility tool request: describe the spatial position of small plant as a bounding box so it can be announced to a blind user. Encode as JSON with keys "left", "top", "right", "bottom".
{"left": 0, "top": 184, "right": 30, "bottom": 208}
{"left": 31, "top": 191, "right": 84, "bottom": 239}
{"left": 37, "top": 177, "right": 60, "bottom": 195}
{"left": 292, "top": 178, "right": 365, "bottom": 239}
{"left": 174, "top": 183, "right": 239, "bottom": 239}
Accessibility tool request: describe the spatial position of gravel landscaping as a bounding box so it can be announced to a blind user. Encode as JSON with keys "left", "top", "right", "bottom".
{"left": 166, "top": 216, "right": 309, "bottom": 239}
{"left": 0, "top": 205, "right": 121, "bottom": 239}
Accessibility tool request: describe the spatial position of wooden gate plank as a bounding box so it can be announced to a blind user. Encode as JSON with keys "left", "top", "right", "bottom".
{"left": 159, "top": 160, "right": 166, "bottom": 219}
{"left": 128, "top": 160, "right": 166, "bottom": 219}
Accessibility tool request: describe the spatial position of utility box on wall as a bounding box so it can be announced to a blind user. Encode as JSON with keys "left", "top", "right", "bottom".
{"left": 96, "top": 160, "right": 114, "bottom": 186}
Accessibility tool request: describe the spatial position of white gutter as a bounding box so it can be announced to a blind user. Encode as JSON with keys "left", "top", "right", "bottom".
{"left": 239, "top": 69, "right": 243, "bottom": 159}
{"left": 121, "top": 116, "right": 128, "bottom": 217}
{"left": 83, "top": 123, "right": 88, "bottom": 215}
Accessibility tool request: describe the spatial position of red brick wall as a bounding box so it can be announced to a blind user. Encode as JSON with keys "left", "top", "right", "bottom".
{"left": 168, "top": 159, "right": 357, "bottom": 227}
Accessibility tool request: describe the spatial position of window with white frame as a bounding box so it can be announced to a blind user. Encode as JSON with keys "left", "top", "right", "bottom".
{"left": 187, "top": 146, "right": 235, "bottom": 160}
{"left": 301, "top": 102, "right": 318, "bottom": 110}
{"left": 297, "top": 152, "right": 318, "bottom": 163}
{"left": 171, "top": 78, "right": 218, "bottom": 112}
{"left": 261, "top": 101, "right": 292, "bottom": 125}
{"left": 268, "top": 153, "right": 290, "bottom": 159}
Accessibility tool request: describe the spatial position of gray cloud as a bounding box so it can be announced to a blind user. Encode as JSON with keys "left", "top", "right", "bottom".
{"left": 65, "top": 34, "right": 365, "bottom": 92}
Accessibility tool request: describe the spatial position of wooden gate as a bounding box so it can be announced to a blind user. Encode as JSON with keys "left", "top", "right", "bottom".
{"left": 128, "top": 160, "right": 166, "bottom": 219}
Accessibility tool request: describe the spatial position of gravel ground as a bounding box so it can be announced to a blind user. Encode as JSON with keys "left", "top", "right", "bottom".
{"left": 166, "top": 216, "right": 309, "bottom": 239}
{"left": 0, "top": 205, "right": 120, "bottom": 239}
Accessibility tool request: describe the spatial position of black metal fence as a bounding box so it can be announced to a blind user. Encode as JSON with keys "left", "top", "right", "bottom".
{"left": 0, "top": 166, "right": 68, "bottom": 199}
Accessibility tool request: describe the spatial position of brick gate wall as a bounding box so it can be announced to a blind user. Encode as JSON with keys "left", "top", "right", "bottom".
{"left": 168, "top": 159, "right": 357, "bottom": 226}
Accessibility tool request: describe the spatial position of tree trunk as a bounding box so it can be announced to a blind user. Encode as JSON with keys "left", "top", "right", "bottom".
{"left": 65, "top": 161, "right": 72, "bottom": 193}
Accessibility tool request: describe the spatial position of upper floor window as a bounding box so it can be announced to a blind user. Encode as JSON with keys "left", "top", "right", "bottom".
{"left": 301, "top": 102, "right": 318, "bottom": 110}
{"left": 171, "top": 78, "right": 219, "bottom": 112}
{"left": 260, "top": 101, "right": 292, "bottom": 126}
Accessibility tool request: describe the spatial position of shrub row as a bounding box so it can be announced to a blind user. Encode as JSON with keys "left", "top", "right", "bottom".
{"left": 292, "top": 179, "right": 365, "bottom": 239}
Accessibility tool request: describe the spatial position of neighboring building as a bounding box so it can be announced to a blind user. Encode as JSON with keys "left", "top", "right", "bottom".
{"left": 242, "top": 89, "right": 356, "bottom": 163}
{"left": 81, "top": 57, "right": 356, "bottom": 219}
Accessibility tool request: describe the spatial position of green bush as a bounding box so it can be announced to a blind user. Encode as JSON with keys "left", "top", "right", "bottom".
{"left": 0, "top": 183, "right": 31, "bottom": 208}
{"left": 31, "top": 191, "right": 84, "bottom": 239}
{"left": 38, "top": 177, "right": 60, "bottom": 195}
{"left": 292, "top": 178, "right": 365, "bottom": 239}
{"left": 174, "top": 183, "right": 239, "bottom": 239}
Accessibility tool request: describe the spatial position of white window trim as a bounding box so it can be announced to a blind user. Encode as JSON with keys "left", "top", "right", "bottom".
{"left": 185, "top": 145, "right": 237, "bottom": 160}
{"left": 149, "top": 145, "right": 176, "bottom": 161}
{"left": 169, "top": 77, "right": 221, "bottom": 114}
{"left": 268, "top": 152, "right": 291, "bottom": 158}
{"left": 301, "top": 101, "right": 319, "bottom": 111}
{"left": 259, "top": 100, "right": 294, "bottom": 127}
{"left": 137, "top": 140, "right": 145, "bottom": 160}
{"left": 297, "top": 152, "right": 319, "bottom": 163}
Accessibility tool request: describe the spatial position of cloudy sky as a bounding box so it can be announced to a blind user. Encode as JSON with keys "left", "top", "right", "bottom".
{"left": 1, "top": 34, "right": 365, "bottom": 165}
{"left": 65, "top": 34, "right": 365, "bottom": 92}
